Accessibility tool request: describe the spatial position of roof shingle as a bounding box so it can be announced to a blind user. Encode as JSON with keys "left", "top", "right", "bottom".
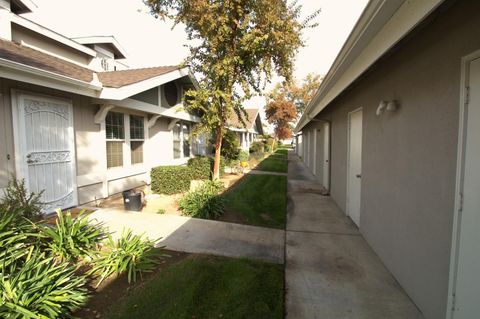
{"left": 98, "top": 66, "right": 181, "bottom": 88}
{"left": 227, "top": 108, "right": 260, "bottom": 130}
{"left": 0, "top": 38, "right": 94, "bottom": 82}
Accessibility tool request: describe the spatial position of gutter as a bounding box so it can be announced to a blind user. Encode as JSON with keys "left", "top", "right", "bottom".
{"left": 294, "top": 0, "right": 445, "bottom": 133}
{"left": 0, "top": 57, "right": 103, "bottom": 90}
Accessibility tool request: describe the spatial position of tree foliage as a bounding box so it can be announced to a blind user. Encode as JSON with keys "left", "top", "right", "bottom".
{"left": 145, "top": 0, "right": 319, "bottom": 178}
{"left": 265, "top": 97, "right": 297, "bottom": 139}
{"left": 265, "top": 72, "right": 321, "bottom": 139}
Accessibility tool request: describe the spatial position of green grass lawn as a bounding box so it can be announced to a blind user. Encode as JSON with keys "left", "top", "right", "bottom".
{"left": 222, "top": 175, "right": 287, "bottom": 229}
{"left": 104, "top": 255, "right": 284, "bottom": 319}
{"left": 255, "top": 156, "right": 288, "bottom": 173}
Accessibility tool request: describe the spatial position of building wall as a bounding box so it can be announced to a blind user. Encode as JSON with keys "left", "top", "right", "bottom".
{"left": 302, "top": 1, "right": 480, "bottom": 318}
{"left": 0, "top": 78, "right": 191, "bottom": 206}
{"left": 11, "top": 25, "right": 92, "bottom": 67}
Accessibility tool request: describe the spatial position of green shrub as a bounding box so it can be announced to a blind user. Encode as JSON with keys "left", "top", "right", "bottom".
{"left": 238, "top": 150, "right": 249, "bottom": 162}
{"left": 179, "top": 180, "right": 225, "bottom": 220}
{"left": 0, "top": 178, "right": 43, "bottom": 222}
{"left": 39, "top": 210, "right": 106, "bottom": 263}
{"left": 221, "top": 130, "right": 240, "bottom": 161}
{"left": 151, "top": 157, "right": 226, "bottom": 195}
{"left": 150, "top": 165, "right": 193, "bottom": 194}
{"left": 0, "top": 210, "right": 39, "bottom": 268}
{"left": 89, "top": 230, "right": 163, "bottom": 287}
{"left": 0, "top": 250, "right": 89, "bottom": 319}
{"left": 187, "top": 156, "right": 212, "bottom": 179}
{"left": 249, "top": 141, "right": 265, "bottom": 155}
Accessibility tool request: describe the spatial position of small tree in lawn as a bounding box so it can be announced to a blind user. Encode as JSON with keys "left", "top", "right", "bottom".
{"left": 145, "top": 0, "right": 319, "bottom": 179}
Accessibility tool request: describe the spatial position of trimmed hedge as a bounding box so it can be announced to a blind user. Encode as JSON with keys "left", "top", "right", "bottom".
{"left": 188, "top": 157, "right": 211, "bottom": 180}
{"left": 151, "top": 166, "right": 194, "bottom": 195}
{"left": 151, "top": 156, "right": 226, "bottom": 195}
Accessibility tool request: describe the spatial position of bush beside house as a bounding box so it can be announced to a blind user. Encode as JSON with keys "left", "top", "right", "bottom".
{"left": 150, "top": 156, "right": 225, "bottom": 195}
{"left": 0, "top": 179, "right": 163, "bottom": 318}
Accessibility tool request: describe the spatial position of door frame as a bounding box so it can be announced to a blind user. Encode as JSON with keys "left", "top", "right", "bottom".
{"left": 446, "top": 49, "right": 480, "bottom": 319}
{"left": 11, "top": 89, "right": 78, "bottom": 210}
{"left": 346, "top": 107, "right": 363, "bottom": 223}
{"left": 312, "top": 128, "right": 317, "bottom": 175}
{"left": 323, "top": 122, "right": 330, "bottom": 191}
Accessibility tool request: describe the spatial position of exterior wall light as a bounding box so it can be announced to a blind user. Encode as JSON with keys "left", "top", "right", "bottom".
{"left": 376, "top": 100, "right": 398, "bottom": 116}
{"left": 386, "top": 100, "right": 398, "bottom": 112}
{"left": 376, "top": 100, "right": 387, "bottom": 116}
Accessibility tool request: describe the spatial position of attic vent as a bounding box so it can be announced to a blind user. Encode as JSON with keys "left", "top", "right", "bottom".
{"left": 101, "top": 58, "right": 110, "bottom": 71}
{"left": 164, "top": 82, "right": 179, "bottom": 107}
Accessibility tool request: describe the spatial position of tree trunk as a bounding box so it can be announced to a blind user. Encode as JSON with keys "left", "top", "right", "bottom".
{"left": 213, "top": 126, "right": 223, "bottom": 180}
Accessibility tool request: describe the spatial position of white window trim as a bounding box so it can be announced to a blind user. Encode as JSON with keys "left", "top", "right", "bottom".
{"left": 172, "top": 121, "right": 193, "bottom": 162}
{"left": 104, "top": 111, "right": 149, "bottom": 179}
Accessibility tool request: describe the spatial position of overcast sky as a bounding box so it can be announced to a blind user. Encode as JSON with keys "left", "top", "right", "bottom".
{"left": 26, "top": 0, "right": 368, "bottom": 109}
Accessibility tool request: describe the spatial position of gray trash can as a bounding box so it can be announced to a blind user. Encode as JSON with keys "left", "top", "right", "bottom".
{"left": 122, "top": 190, "right": 142, "bottom": 211}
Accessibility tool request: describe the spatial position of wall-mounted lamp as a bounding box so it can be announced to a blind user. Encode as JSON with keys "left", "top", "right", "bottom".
{"left": 376, "top": 100, "right": 398, "bottom": 116}
{"left": 386, "top": 100, "right": 398, "bottom": 112}
{"left": 376, "top": 100, "right": 387, "bottom": 116}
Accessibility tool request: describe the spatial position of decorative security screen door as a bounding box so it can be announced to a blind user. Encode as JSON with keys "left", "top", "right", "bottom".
{"left": 16, "top": 93, "right": 77, "bottom": 213}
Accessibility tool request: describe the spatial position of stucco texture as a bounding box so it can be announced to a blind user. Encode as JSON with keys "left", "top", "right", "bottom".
{"left": 303, "top": 1, "right": 480, "bottom": 318}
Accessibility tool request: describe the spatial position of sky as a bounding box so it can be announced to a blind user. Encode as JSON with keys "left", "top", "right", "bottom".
{"left": 25, "top": 0, "right": 368, "bottom": 110}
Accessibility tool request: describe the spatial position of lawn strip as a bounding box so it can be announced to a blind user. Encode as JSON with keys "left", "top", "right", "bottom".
{"left": 222, "top": 174, "right": 287, "bottom": 229}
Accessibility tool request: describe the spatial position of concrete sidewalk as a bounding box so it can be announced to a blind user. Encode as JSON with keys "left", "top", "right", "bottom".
{"left": 285, "top": 151, "right": 423, "bottom": 319}
{"left": 89, "top": 209, "right": 284, "bottom": 264}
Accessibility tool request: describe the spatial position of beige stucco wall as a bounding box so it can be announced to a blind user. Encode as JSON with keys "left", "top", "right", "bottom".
{"left": 302, "top": 1, "right": 480, "bottom": 318}
{"left": 0, "top": 78, "right": 178, "bottom": 205}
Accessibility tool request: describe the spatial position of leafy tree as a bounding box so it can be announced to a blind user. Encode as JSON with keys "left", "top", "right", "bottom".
{"left": 265, "top": 72, "right": 321, "bottom": 139}
{"left": 265, "top": 96, "right": 297, "bottom": 139}
{"left": 145, "top": 0, "right": 319, "bottom": 178}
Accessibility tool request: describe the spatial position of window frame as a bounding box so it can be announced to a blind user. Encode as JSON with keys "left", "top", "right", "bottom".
{"left": 105, "top": 111, "right": 125, "bottom": 169}
{"left": 129, "top": 114, "right": 146, "bottom": 165}
{"left": 104, "top": 111, "right": 148, "bottom": 171}
{"left": 172, "top": 121, "right": 193, "bottom": 160}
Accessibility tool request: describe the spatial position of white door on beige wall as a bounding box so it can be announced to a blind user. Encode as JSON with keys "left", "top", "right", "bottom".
{"left": 13, "top": 93, "right": 77, "bottom": 213}
{"left": 347, "top": 108, "right": 362, "bottom": 227}
{"left": 323, "top": 122, "right": 330, "bottom": 191}
{"left": 451, "top": 57, "right": 480, "bottom": 319}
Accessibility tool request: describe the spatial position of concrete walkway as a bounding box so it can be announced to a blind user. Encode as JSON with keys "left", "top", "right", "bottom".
{"left": 89, "top": 209, "right": 284, "bottom": 264}
{"left": 286, "top": 151, "right": 423, "bottom": 319}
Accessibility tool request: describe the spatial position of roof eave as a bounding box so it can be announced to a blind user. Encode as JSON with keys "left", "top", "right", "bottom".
{"left": 295, "top": 0, "right": 445, "bottom": 133}
{"left": 98, "top": 67, "right": 197, "bottom": 100}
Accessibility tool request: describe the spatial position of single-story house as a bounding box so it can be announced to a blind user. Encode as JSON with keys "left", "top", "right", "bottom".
{"left": 227, "top": 108, "right": 264, "bottom": 150}
{"left": 295, "top": 0, "right": 479, "bottom": 318}
{"left": 0, "top": 0, "right": 206, "bottom": 212}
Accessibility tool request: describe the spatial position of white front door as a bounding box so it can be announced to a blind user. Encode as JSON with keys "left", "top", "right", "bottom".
{"left": 322, "top": 122, "right": 330, "bottom": 191}
{"left": 347, "top": 109, "right": 362, "bottom": 227}
{"left": 14, "top": 93, "right": 77, "bottom": 213}
{"left": 451, "top": 57, "right": 480, "bottom": 318}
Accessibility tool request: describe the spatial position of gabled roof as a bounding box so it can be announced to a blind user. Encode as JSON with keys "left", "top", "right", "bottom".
{"left": 98, "top": 66, "right": 181, "bottom": 88}
{"left": 10, "top": 15, "right": 97, "bottom": 58}
{"left": 11, "top": 0, "right": 36, "bottom": 14}
{"left": 0, "top": 38, "right": 94, "bottom": 83}
{"left": 227, "top": 108, "right": 262, "bottom": 131}
{"left": 73, "top": 36, "right": 128, "bottom": 59}
{"left": 0, "top": 38, "right": 195, "bottom": 100}
{"left": 295, "top": 0, "right": 445, "bottom": 132}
